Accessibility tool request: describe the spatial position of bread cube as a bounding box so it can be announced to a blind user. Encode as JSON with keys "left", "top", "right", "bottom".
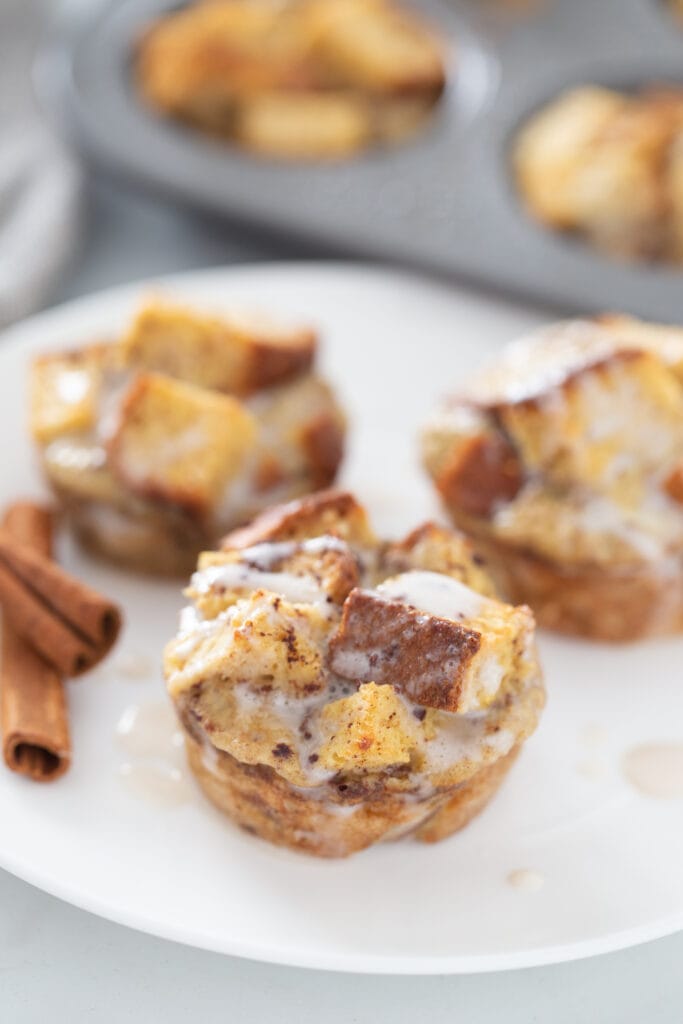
{"left": 108, "top": 373, "right": 256, "bottom": 517}
{"left": 328, "top": 573, "right": 532, "bottom": 712}
{"left": 189, "top": 539, "right": 359, "bottom": 618}
{"left": 121, "top": 299, "right": 316, "bottom": 395}
{"left": 317, "top": 682, "right": 417, "bottom": 771}
{"left": 165, "top": 591, "right": 328, "bottom": 697}
{"left": 383, "top": 521, "right": 497, "bottom": 598}
{"left": 221, "top": 490, "right": 376, "bottom": 550}
{"left": 30, "top": 346, "right": 109, "bottom": 443}
{"left": 234, "top": 91, "right": 371, "bottom": 160}
{"left": 498, "top": 350, "right": 683, "bottom": 494}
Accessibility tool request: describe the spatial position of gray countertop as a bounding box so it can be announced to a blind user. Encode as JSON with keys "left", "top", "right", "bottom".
{"left": 2, "top": 177, "right": 683, "bottom": 1022}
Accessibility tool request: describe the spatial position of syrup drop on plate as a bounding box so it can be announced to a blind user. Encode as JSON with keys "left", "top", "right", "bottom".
{"left": 115, "top": 702, "right": 184, "bottom": 759}
{"left": 118, "top": 761, "right": 193, "bottom": 808}
{"left": 507, "top": 869, "right": 544, "bottom": 892}
{"left": 115, "top": 652, "right": 155, "bottom": 681}
{"left": 579, "top": 724, "right": 608, "bottom": 750}
{"left": 621, "top": 743, "right": 683, "bottom": 799}
{"left": 115, "top": 701, "right": 190, "bottom": 807}
{"left": 576, "top": 757, "right": 608, "bottom": 781}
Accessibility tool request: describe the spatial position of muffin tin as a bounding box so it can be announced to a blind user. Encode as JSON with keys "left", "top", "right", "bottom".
{"left": 38, "top": 0, "right": 683, "bottom": 320}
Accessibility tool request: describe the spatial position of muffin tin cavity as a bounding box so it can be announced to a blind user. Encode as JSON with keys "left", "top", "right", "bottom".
{"left": 135, "top": 0, "right": 450, "bottom": 162}
{"left": 512, "top": 81, "right": 683, "bottom": 268}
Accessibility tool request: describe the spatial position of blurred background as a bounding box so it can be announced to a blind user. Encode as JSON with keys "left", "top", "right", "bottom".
{"left": 6, "top": 0, "right": 683, "bottom": 328}
{"left": 0, "top": 0, "right": 324, "bottom": 326}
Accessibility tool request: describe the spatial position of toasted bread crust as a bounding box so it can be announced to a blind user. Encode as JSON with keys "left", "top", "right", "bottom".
{"left": 664, "top": 462, "right": 683, "bottom": 505}
{"left": 121, "top": 300, "right": 316, "bottom": 396}
{"left": 241, "top": 327, "right": 317, "bottom": 393}
{"left": 436, "top": 431, "right": 523, "bottom": 519}
{"left": 221, "top": 489, "right": 373, "bottom": 549}
{"left": 328, "top": 588, "right": 481, "bottom": 711}
{"left": 300, "top": 411, "right": 346, "bottom": 489}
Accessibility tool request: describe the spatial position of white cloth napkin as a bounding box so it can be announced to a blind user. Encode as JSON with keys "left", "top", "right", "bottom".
{"left": 0, "top": 0, "right": 84, "bottom": 327}
{"left": 0, "top": 125, "right": 83, "bottom": 326}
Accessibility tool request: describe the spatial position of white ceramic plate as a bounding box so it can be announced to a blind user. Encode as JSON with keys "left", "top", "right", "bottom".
{"left": 1, "top": 263, "right": 683, "bottom": 974}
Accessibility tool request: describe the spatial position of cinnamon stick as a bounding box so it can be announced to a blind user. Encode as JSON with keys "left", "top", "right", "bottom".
{"left": 1, "top": 504, "right": 71, "bottom": 781}
{"left": 0, "top": 523, "right": 122, "bottom": 677}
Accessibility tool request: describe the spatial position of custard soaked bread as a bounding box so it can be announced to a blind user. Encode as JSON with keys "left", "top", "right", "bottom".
{"left": 423, "top": 316, "right": 683, "bottom": 640}
{"left": 164, "top": 491, "right": 544, "bottom": 857}
{"left": 30, "top": 299, "right": 345, "bottom": 574}
{"left": 136, "top": 0, "right": 445, "bottom": 160}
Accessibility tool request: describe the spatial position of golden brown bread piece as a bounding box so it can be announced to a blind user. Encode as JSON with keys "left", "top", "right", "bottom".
{"left": 382, "top": 521, "right": 497, "bottom": 597}
{"left": 165, "top": 491, "right": 544, "bottom": 855}
{"left": 234, "top": 91, "right": 372, "bottom": 160}
{"left": 30, "top": 299, "right": 345, "bottom": 574}
{"left": 221, "top": 489, "right": 375, "bottom": 550}
{"left": 435, "top": 429, "right": 523, "bottom": 519}
{"left": 121, "top": 299, "right": 316, "bottom": 395}
{"left": 422, "top": 316, "right": 683, "bottom": 640}
{"left": 108, "top": 373, "right": 257, "bottom": 519}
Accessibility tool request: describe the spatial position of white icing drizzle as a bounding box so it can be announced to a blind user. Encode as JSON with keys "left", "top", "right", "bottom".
{"left": 424, "top": 713, "right": 514, "bottom": 773}
{"left": 190, "top": 535, "right": 351, "bottom": 608}
{"left": 466, "top": 320, "right": 619, "bottom": 405}
{"left": 235, "top": 534, "right": 349, "bottom": 568}
{"left": 115, "top": 700, "right": 191, "bottom": 809}
{"left": 231, "top": 682, "right": 337, "bottom": 785}
{"left": 193, "top": 563, "right": 327, "bottom": 606}
{"left": 44, "top": 437, "right": 107, "bottom": 472}
{"left": 377, "top": 570, "right": 488, "bottom": 621}
{"left": 55, "top": 366, "right": 92, "bottom": 404}
{"left": 172, "top": 606, "right": 234, "bottom": 659}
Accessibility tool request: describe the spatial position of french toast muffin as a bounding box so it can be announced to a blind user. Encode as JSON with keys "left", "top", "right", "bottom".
{"left": 29, "top": 299, "right": 345, "bottom": 574}
{"left": 422, "top": 315, "right": 683, "bottom": 641}
{"left": 136, "top": 0, "right": 445, "bottom": 161}
{"left": 514, "top": 85, "right": 683, "bottom": 264}
{"left": 164, "top": 491, "right": 544, "bottom": 857}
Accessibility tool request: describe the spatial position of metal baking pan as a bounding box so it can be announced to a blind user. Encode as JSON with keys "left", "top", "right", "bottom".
{"left": 37, "top": 0, "right": 683, "bottom": 321}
